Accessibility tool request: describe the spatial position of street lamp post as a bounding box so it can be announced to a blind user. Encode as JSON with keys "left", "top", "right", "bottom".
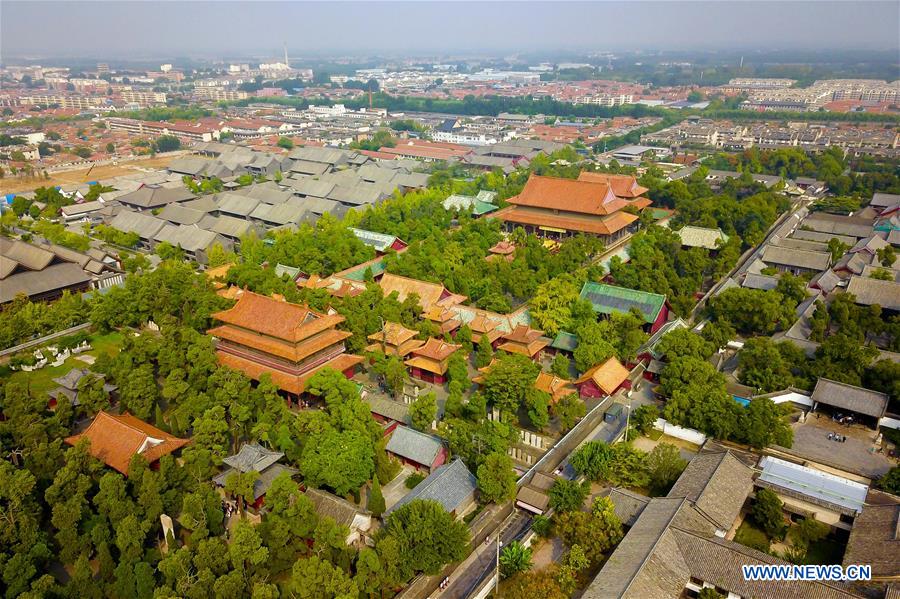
{"left": 494, "top": 539, "right": 502, "bottom": 597}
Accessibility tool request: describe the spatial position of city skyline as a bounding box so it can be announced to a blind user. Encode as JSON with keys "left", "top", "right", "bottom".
{"left": 3, "top": 1, "right": 900, "bottom": 60}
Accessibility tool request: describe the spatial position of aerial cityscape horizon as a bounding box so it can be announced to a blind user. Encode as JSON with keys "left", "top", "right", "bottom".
{"left": 0, "top": 1, "right": 898, "bottom": 598}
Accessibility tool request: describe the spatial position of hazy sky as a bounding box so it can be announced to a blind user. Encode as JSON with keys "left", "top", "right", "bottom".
{"left": 3, "top": 1, "right": 899, "bottom": 60}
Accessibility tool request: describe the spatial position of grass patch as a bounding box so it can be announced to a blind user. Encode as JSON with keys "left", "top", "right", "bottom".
{"left": 1, "top": 331, "right": 124, "bottom": 396}
{"left": 646, "top": 429, "right": 663, "bottom": 441}
{"left": 803, "top": 538, "right": 845, "bottom": 565}
{"left": 734, "top": 520, "right": 770, "bottom": 552}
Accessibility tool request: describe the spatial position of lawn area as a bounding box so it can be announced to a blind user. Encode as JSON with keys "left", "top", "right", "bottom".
{"left": 734, "top": 519, "right": 770, "bottom": 552}
{"left": 1, "top": 331, "right": 124, "bottom": 396}
{"left": 804, "top": 538, "right": 845, "bottom": 565}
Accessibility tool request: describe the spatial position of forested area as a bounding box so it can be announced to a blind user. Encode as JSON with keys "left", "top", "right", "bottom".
{"left": 704, "top": 147, "right": 900, "bottom": 196}
{"left": 0, "top": 263, "right": 477, "bottom": 598}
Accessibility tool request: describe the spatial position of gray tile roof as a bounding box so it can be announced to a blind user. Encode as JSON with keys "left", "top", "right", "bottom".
{"left": 675, "top": 225, "right": 729, "bottom": 250}
{"left": 791, "top": 229, "right": 857, "bottom": 246}
{"left": 222, "top": 443, "right": 284, "bottom": 473}
{"left": 216, "top": 192, "right": 261, "bottom": 217}
{"left": 306, "top": 487, "right": 370, "bottom": 526}
{"left": 385, "top": 459, "right": 476, "bottom": 516}
{"left": 108, "top": 210, "right": 166, "bottom": 240}
{"left": 871, "top": 192, "right": 900, "bottom": 208}
{"left": 846, "top": 275, "right": 900, "bottom": 311}
{"left": 842, "top": 490, "right": 900, "bottom": 578}
{"left": 158, "top": 203, "right": 206, "bottom": 225}
{"left": 117, "top": 185, "right": 196, "bottom": 209}
{"left": 365, "top": 397, "right": 410, "bottom": 424}
{"left": 666, "top": 450, "right": 754, "bottom": 532}
{"left": 385, "top": 425, "right": 443, "bottom": 467}
{"left": 153, "top": 224, "right": 222, "bottom": 253}
{"left": 742, "top": 273, "right": 780, "bottom": 291}
{"left": 761, "top": 245, "right": 831, "bottom": 271}
{"left": 285, "top": 177, "right": 336, "bottom": 199}
{"left": 801, "top": 213, "right": 874, "bottom": 239}
{"left": 810, "top": 377, "right": 889, "bottom": 418}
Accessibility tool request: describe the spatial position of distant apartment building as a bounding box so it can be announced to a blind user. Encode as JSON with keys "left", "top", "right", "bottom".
{"left": 117, "top": 89, "right": 168, "bottom": 106}
{"left": 11, "top": 94, "right": 108, "bottom": 110}
{"left": 106, "top": 117, "right": 222, "bottom": 142}
{"left": 721, "top": 77, "right": 797, "bottom": 93}
{"left": 192, "top": 87, "right": 249, "bottom": 102}
{"left": 572, "top": 94, "right": 634, "bottom": 106}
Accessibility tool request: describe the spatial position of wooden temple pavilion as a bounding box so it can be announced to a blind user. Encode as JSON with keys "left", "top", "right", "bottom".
{"left": 405, "top": 338, "right": 462, "bottom": 384}
{"left": 208, "top": 291, "right": 363, "bottom": 396}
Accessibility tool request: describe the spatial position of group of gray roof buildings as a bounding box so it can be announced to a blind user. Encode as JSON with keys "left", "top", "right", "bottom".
{"left": 58, "top": 144, "right": 437, "bottom": 264}
{"left": 713, "top": 191, "right": 900, "bottom": 349}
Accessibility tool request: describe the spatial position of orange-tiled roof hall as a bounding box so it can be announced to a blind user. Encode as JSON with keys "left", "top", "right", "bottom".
{"left": 208, "top": 291, "right": 362, "bottom": 395}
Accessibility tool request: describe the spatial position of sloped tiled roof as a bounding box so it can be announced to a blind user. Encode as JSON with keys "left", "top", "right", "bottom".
{"left": 65, "top": 411, "right": 190, "bottom": 475}
{"left": 846, "top": 275, "right": 900, "bottom": 311}
{"left": 508, "top": 174, "right": 627, "bottom": 216}
{"left": 580, "top": 282, "right": 666, "bottom": 323}
{"left": 386, "top": 459, "right": 476, "bottom": 516}
{"left": 574, "top": 357, "right": 630, "bottom": 395}
{"left": 810, "top": 378, "right": 889, "bottom": 418}
{"left": 666, "top": 450, "right": 754, "bottom": 531}
{"left": 385, "top": 425, "right": 443, "bottom": 467}
{"left": 211, "top": 291, "right": 343, "bottom": 343}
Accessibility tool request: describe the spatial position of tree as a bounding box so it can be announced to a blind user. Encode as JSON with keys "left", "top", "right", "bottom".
{"left": 573, "top": 323, "right": 616, "bottom": 373}
{"left": 368, "top": 476, "right": 386, "bottom": 517}
{"left": 154, "top": 135, "right": 181, "bottom": 152}
{"left": 630, "top": 404, "right": 659, "bottom": 435}
{"left": 548, "top": 479, "right": 589, "bottom": 513}
{"left": 105, "top": 142, "right": 116, "bottom": 154}
{"left": 646, "top": 443, "right": 687, "bottom": 496}
{"left": 300, "top": 429, "right": 375, "bottom": 497}
{"left": 499, "top": 541, "right": 533, "bottom": 578}
{"left": 698, "top": 589, "right": 725, "bottom": 599}
{"left": 738, "top": 337, "right": 794, "bottom": 392}
{"left": 475, "top": 334, "right": 494, "bottom": 368}
{"left": 225, "top": 470, "right": 259, "bottom": 517}
{"left": 554, "top": 496, "right": 623, "bottom": 565}
{"left": 480, "top": 353, "right": 540, "bottom": 418}
{"left": 570, "top": 441, "right": 615, "bottom": 482}
{"left": 551, "top": 353, "right": 570, "bottom": 378}
{"left": 791, "top": 517, "right": 829, "bottom": 552}
{"left": 409, "top": 391, "right": 437, "bottom": 432}
{"left": 502, "top": 569, "right": 567, "bottom": 599}
{"left": 656, "top": 328, "right": 714, "bottom": 361}
{"left": 738, "top": 398, "right": 793, "bottom": 449}
{"left": 527, "top": 389, "right": 550, "bottom": 431}
{"left": 553, "top": 394, "right": 586, "bottom": 432}
{"left": 476, "top": 452, "right": 517, "bottom": 503}
{"left": 277, "top": 136, "right": 295, "bottom": 150}
{"left": 877, "top": 245, "right": 897, "bottom": 268}
{"left": 380, "top": 499, "right": 469, "bottom": 578}
{"left": 290, "top": 556, "right": 358, "bottom": 599}
{"left": 753, "top": 488, "right": 786, "bottom": 539}
{"left": 878, "top": 466, "right": 900, "bottom": 495}
{"left": 529, "top": 277, "right": 579, "bottom": 336}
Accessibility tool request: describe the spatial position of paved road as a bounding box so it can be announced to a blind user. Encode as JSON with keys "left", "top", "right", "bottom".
{"left": 441, "top": 511, "right": 532, "bottom": 599}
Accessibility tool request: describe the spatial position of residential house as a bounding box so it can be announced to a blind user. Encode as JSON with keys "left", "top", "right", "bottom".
{"left": 365, "top": 322, "right": 425, "bottom": 358}
{"left": 1, "top": 237, "right": 93, "bottom": 303}
{"left": 47, "top": 368, "right": 116, "bottom": 410}
{"left": 116, "top": 185, "right": 196, "bottom": 211}
{"left": 497, "top": 324, "right": 551, "bottom": 361}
